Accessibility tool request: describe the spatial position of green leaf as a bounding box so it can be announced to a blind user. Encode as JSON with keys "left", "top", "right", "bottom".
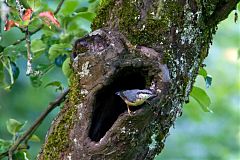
{"left": 10, "top": 61, "right": 20, "bottom": 80}
{"left": 28, "top": 18, "right": 42, "bottom": 31}
{"left": 31, "top": 39, "right": 47, "bottom": 59}
{"left": 29, "top": 134, "right": 40, "bottom": 142}
{"left": 29, "top": 64, "right": 55, "bottom": 88}
{"left": 44, "top": 81, "right": 63, "bottom": 92}
{"left": 74, "top": 12, "right": 96, "bottom": 21}
{"left": 89, "top": 0, "right": 97, "bottom": 3}
{"left": 88, "top": 0, "right": 100, "bottom": 13}
{"left": 198, "top": 67, "right": 207, "bottom": 78}
{"left": 6, "top": 119, "right": 24, "bottom": 135}
{"left": 0, "top": 139, "right": 12, "bottom": 153}
{"left": 27, "top": 0, "right": 41, "bottom": 11}
{"left": 1, "top": 58, "right": 19, "bottom": 90}
{"left": 3, "top": 44, "right": 27, "bottom": 60}
{"left": 59, "top": 33, "right": 74, "bottom": 43}
{"left": 30, "top": 73, "right": 42, "bottom": 88}
{"left": 190, "top": 86, "right": 212, "bottom": 112}
{"left": 41, "top": 33, "right": 60, "bottom": 46}
{"left": 48, "top": 43, "right": 72, "bottom": 62}
{"left": 60, "top": 0, "right": 80, "bottom": 16}
{"left": 13, "top": 151, "right": 29, "bottom": 160}
{"left": 62, "top": 57, "right": 72, "bottom": 78}
{"left": 75, "top": 7, "right": 88, "bottom": 13}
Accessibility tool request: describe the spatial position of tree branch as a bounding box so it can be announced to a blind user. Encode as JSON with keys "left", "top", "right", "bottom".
{"left": 2, "top": 89, "right": 70, "bottom": 160}
{"left": 207, "top": 0, "right": 238, "bottom": 27}
{"left": 54, "top": 0, "right": 65, "bottom": 15}
{"left": 9, "top": 0, "right": 65, "bottom": 46}
{"left": 25, "top": 27, "right": 33, "bottom": 75}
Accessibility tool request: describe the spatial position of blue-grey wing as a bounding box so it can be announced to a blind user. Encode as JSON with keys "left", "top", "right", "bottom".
{"left": 119, "top": 89, "right": 155, "bottom": 102}
{"left": 122, "top": 90, "right": 139, "bottom": 102}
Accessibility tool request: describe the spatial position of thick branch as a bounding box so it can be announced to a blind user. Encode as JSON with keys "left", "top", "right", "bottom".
{"left": 207, "top": 0, "right": 238, "bottom": 27}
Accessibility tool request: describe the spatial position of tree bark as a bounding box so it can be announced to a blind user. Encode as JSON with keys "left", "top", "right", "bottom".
{"left": 38, "top": 0, "right": 238, "bottom": 159}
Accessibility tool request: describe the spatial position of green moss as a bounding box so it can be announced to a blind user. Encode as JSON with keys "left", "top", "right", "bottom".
{"left": 92, "top": 0, "right": 185, "bottom": 47}
{"left": 91, "top": 0, "right": 115, "bottom": 30}
{"left": 162, "top": 51, "right": 171, "bottom": 64}
{"left": 42, "top": 106, "right": 77, "bottom": 159}
{"left": 41, "top": 75, "right": 81, "bottom": 159}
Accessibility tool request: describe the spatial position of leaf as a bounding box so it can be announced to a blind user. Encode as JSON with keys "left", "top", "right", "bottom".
{"left": 6, "top": 119, "right": 24, "bottom": 135}
{"left": 30, "top": 73, "right": 42, "bottom": 88}
{"left": 60, "top": 0, "right": 80, "bottom": 16}
{"left": 190, "top": 86, "right": 212, "bottom": 112}
{"left": 27, "top": 0, "right": 41, "bottom": 11}
{"left": 29, "top": 64, "right": 54, "bottom": 88}
{"left": 10, "top": 61, "right": 20, "bottom": 80}
{"left": 54, "top": 54, "right": 67, "bottom": 67}
{"left": 89, "top": 0, "right": 97, "bottom": 3}
{"left": 0, "top": 139, "right": 12, "bottom": 153}
{"left": 22, "top": 8, "right": 33, "bottom": 21}
{"left": 4, "top": 20, "right": 19, "bottom": 31}
{"left": 38, "top": 11, "right": 60, "bottom": 27}
{"left": 205, "top": 75, "right": 212, "bottom": 88}
{"left": 28, "top": 18, "right": 42, "bottom": 31}
{"left": 44, "top": 81, "right": 63, "bottom": 92}
{"left": 62, "top": 57, "right": 72, "bottom": 78}
{"left": 13, "top": 151, "right": 29, "bottom": 160}
{"left": 1, "top": 58, "right": 19, "bottom": 90}
{"left": 29, "top": 134, "right": 40, "bottom": 142}
{"left": 31, "top": 39, "right": 47, "bottom": 58}
{"left": 198, "top": 67, "right": 207, "bottom": 78}
{"left": 3, "top": 44, "right": 27, "bottom": 60}
{"left": 74, "top": 12, "right": 96, "bottom": 21}
{"left": 48, "top": 43, "right": 72, "bottom": 62}
{"left": 88, "top": 0, "right": 100, "bottom": 13}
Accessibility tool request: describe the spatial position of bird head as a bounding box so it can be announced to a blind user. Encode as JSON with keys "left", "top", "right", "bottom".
{"left": 115, "top": 91, "right": 120, "bottom": 96}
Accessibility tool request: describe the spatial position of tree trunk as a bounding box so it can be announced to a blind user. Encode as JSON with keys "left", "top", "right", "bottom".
{"left": 38, "top": 1, "right": 237, "bottom": 159}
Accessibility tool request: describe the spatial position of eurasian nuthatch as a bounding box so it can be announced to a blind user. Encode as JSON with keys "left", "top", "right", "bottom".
{"left": 116, "top": 89, "right": 156, "bottom": 115}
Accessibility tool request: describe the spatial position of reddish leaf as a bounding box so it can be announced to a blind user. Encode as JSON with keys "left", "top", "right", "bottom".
{"left": 22, "top": 8, "right": 33, "bottom": 21}
{"left": 38, "top": 11, "right": 60, "bottom": 27}
{"left": 4, "top": 20, "right": 19, "bottom": 31}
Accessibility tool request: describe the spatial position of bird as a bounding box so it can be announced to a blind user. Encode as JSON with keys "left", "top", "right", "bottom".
{"left": 115, "top": 89, "right": 157, "bottom": 115}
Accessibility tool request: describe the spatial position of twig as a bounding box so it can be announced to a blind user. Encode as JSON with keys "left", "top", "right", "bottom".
{"left": 9, "top": 0, "right": 65, "bottom": 46}
{"left": 7, "top": 88, "right": 70, "bottom": 159}
{"left": 11, "top": 24, "right": 43, "bottom": 45}
{"left": 54, "top": 0, "right": 65, "bottom": 15}
{"left": 15, "top": 0, "right": 24, "bottom": 19}
{"left": 25, "top": 27, "right": 33, "bottom": 75}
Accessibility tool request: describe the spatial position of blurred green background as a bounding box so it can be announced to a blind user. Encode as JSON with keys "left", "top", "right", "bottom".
{"left": 0, "top": 1, "right": 239, "bottom": 159}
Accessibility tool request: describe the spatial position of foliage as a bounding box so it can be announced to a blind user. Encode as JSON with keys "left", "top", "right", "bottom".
{"left": 0, "top": 118, "right": 40, "bottom": 159}
{"left": 0, "top": 0, "right": 98, "bottom": 90}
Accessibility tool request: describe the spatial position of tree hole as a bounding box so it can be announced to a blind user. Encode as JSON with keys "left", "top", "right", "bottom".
{"left": 89, "top": 67, "right": 152, "bottom": 142}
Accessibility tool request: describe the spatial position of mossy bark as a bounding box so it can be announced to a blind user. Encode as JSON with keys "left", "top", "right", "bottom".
{"left": 38, "top": 0, "right": 237, "bottom": 159}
